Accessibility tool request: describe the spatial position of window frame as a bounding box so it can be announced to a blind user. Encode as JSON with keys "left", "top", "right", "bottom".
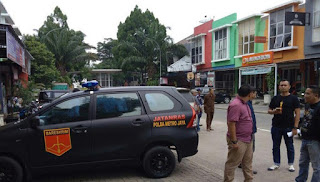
{"left": 139, "top": 91, "right": 182, "bottom": 114}
{"left": 312, "top": 0, "right": 320, "bottom": 42}
{"left": 238, "top": 19, "right": 255, "bottom": 56}
{"left": 93, "top": 91, "right": 145, "bottom": 120}
{"left": 191, "top": 36, "right": 204, "bottom": 65}
{"left": 213, "top": 28, "right": 229, "bottom": 60}
{"left": 268, "top": 6, "right": 293, "bottom": 50}
{"left": 38, "top": 95, "right": 92, "bottom": 126}
{"left": 93, "top": 91, "right": 144, "bottom": 120}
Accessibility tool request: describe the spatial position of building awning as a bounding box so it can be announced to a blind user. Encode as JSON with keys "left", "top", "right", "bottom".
{"left": 212, "top": 64, "right": 235, "bottom": 71}
{"left": 91, "top": 69, "right": 122, "bottom": 74}
{"left": 232, "top": 14, "right": 263, "bottom": 24}
{"left": 209, "top": 24, "right": 232, "bottom": 33}
{"left": 167, "top": 56, "right": 191, "bottom": 72}
{"left": 186, "top": 33, "right": 206, "bottom": 41}
{"left": 262, "top": 0, "right": 302, "bottom": 13}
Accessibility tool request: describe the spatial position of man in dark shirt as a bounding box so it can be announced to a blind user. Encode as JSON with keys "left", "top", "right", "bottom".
{"left": 295, "top": 86, "right": 320, "bottom": 182}
{"left": 268, "top": 80, "right": 300, "bottom": 172}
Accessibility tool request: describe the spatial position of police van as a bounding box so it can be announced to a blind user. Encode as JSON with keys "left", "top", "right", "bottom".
{"left": 0, "top": 82, "right": 198, "bottom": 181}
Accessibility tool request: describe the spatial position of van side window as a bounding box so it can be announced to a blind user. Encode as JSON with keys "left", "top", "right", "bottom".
{"left": 96, "top": 93, "right": 142, "bottom": 119}
{"left": 145, "top": 93, "right": 174, "bottom": 111}
{"left": 39, "top": 96, "right": 90, "bottom": 126}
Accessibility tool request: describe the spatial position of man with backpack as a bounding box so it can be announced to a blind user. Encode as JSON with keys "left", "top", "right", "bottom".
{"left": 295, "top": 86, "right": 320, "bottom": 182}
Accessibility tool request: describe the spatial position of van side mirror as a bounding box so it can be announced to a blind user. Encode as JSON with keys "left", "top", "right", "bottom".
{"left": 30, "top": 116, "right": 40, "bottom": 128}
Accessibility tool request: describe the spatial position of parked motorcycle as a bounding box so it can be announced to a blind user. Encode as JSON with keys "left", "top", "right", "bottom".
{"left": 19, "top": 100, "right": 40, "bottom": 119}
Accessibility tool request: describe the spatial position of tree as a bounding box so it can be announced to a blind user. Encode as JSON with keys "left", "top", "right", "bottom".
{"left": 24, "top": 35, "right": 62, "bottom": 88}
{"left": 95, "top": 38, "right": 119, "bottom": 69}
{"left": 114, "top": 6, "right": 169, "bottom": 84}
{"left": 38, "top": 6, "right": 96, "bottom": 83}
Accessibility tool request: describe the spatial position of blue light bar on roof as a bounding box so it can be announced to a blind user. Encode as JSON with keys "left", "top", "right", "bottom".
{"left": 82, "top": 80, "right": 99, "bottom": 90}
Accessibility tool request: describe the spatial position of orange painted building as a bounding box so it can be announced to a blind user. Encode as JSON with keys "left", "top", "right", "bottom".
{"left": 262, "top": 0, "right": 308, "bottom": 92}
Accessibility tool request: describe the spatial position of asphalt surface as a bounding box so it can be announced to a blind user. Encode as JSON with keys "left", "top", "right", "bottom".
{"left": 34, "top": 103, "right": 309, "bottom": 182}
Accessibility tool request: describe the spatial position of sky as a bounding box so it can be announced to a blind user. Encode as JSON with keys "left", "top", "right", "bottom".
{"left": 1, "top": 0, "right": 301, "bottom": 48}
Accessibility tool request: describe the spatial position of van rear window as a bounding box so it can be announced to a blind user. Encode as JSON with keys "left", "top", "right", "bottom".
{"left": 145, "top": 93, "right": 174, "bottom": 111}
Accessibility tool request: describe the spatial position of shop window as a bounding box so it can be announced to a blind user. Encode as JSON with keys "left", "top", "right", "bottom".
{"left": 214, "top": 28, "right": 228, "bottom": 60}
{"left": 238, "top": 19, "right": 255, "bottom": 55}
{"left": 191, "top": 37, "right": 203, "bottom": 64}
{"left": 269, "top": 7, "right": 293, "bottom": 49}
{"left": 313, "top": 0, "right": 320, "bottom": 42}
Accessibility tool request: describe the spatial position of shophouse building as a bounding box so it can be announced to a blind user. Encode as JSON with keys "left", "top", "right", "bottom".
{"left": 0, "top": 2, "right": 33, "bottom": 119}
{"left": 187, "top": 19, "right": 213, "bottom": 88}
{"left": 262, "top": 0, "right": 305, "bottom": 95}
{"left": 209, "top": 13, "right": 237, "bottom": 94}
{"left": 304, "top": 0, "right": 320, "bottom": 86}
{"left": 233, "top": 14, "right": 272, "bottom": 95}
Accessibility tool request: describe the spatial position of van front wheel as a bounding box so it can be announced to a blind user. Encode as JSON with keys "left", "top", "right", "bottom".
{"left": 142, "top": 146, "right": 176, "bottom": 178}
{"left": 0, "top": 156, "right": 23, "bottom": 182}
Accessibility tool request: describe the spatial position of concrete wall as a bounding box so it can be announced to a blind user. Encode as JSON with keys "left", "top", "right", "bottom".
{"left": 195, "top": 20, "right": 213, "bottom": 71}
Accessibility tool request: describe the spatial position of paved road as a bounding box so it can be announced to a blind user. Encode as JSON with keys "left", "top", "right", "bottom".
{"left": 34, "top": 107, "right": 308, "bottom": 182}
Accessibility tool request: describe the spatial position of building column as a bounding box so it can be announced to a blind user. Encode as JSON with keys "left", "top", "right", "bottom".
{"left": 108, "top": 73, "right": 111, "bottom": 87}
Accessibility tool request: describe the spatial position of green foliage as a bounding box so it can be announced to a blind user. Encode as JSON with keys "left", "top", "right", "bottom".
{"left": 114, "top": 6, "right": 170, "bottom": 84}
{"left": 95, "top": 38, "right": 119, "bottom": 69}
{"left": 24, "top": 35, "right": 62, "bottom": 88}
{"left": 95, "top": 6, "right": 189, "bottom": 85}
{"left": 13, "top": 81, "right": 37, "bottom": 106}
{"left": 266, "top": 67, "right": 280, "bottom": 96}
{"left": 38, "top": 6, "right": 96, "bottom": 80}
{"left": 147, "top": 78, "right": 158, "bottom": 86}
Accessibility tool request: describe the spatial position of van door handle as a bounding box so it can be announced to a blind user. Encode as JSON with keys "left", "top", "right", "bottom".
{"left": 132, "top": 119, "right": 144, "bottom": 126}
{"left": 72, "top": 126, "right": 88, "bottom": 134}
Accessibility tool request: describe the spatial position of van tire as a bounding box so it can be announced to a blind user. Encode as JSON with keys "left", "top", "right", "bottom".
{"left": 0, "top": 156, "right": 23, "bottom": 182}
{"left": 142, "top": 146, "right": 176, "bottom": 178}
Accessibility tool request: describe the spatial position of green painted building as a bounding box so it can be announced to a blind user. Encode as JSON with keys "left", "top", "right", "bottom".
{"left": 209, "top": 13, "right": 237, "bottom": 94}
{"left": 232, "top": 14, "right": 271, "bottom": 93}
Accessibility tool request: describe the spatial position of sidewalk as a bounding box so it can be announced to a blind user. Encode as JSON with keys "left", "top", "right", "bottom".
{"left": 215, "top": 99, "right": 269, "bottom": 114}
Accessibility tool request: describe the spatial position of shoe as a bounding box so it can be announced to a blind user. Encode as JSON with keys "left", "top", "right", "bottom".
{"left": 268, "top": 165, "right": 280, "bottom": 171}
{"left": 288, "top": 165, "right": 295, "bottom": 172}
{"left": 253, "top": 170, "right": 257, "bottom": 174}
{"left": 199, "top": 124, "right": 203, "bottom": 126}
{"left": 210, "top": 128, "right": 214, "bottom": 131}
{"left": 238, "top": 164, "right": 242, "bottom": 168}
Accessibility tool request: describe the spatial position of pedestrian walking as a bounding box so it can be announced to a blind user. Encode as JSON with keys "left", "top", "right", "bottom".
{"left": 295, "top": 86, "right": 320, "bottom": 182}
{"left": 191, "top": 89, "right": 201, "bottom": 131}
{"left": 196, "top": 88, "right": 203, "bottom": 131}
{"left": 268, "top": 79, "right": 300, "bottom": 172}
{"left": 204, "top": 88, "right": 215, "bottom": 131}
{"left": 224, "top": 85, "right": 255, "bottom": 182}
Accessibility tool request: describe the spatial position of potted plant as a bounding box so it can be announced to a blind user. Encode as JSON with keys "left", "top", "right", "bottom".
{"left": 264, "top": 68, "right": 280, "bottom": 103}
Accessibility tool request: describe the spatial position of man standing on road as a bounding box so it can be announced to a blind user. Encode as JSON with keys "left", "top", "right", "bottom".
{"left": 268, "top": 80, "right": 300, "bottom": 172}
{"left": 191, "top": 89, "right": 201, "bottom": 131}
{"left": 196, "top": 88, "right": 203, "bottom": 131}
{"left": 204, "top": 88, "right": 215, "bottom": 131}
{"left": 239, "top": 89, "right": 258, "bottom": 174}
{"left": 224, "top": 85, "right": 255, "bottom": 182}
{"left": 295, "top": 86, "right": 320, "bottom": 182}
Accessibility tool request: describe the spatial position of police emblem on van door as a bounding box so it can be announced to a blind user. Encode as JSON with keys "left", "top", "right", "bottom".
{"left": 43, "top": 128, "right": 72, "bottom": 156}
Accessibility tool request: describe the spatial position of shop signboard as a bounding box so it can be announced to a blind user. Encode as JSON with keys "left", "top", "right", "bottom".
{"left": 6, "top": 29, "right": 25, "bottom": 68}
{"left": 242, "top": 52, "right": 273, "bottom": 67}
{"left": 285, "top": 12, "right": 308, "bottom": 26}
{"left": 207, "top": 72, "right": 215, "bottom": 87}
{"left": 241, "top": 67, "right": 272, "bottom": 75}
